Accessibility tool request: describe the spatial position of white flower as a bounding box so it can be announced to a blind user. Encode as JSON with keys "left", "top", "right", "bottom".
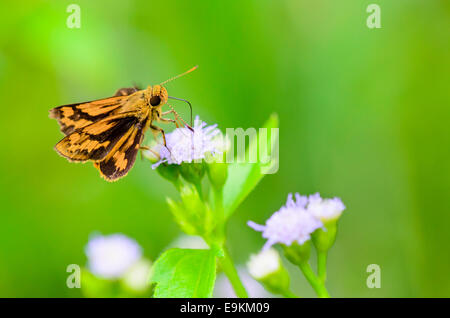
{"left": 151, "top": 116, "right": 225, "bottom": 168}
{"left": 307, "top": 193, "right": 346, "bottom": 221}
{"left": 247, "top": 248, "right": 281, "bottom": 280}
{"left": 248, "top": 193, "right": 323, "bottom": 250}
{"left": 85, "top": 233, "right": 142, "bottom": 279}
{"left": 122, "top": 259, "right": 152, "bottom": 292}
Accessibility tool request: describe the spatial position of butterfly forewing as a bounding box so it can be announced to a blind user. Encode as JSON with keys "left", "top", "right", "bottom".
{"left": 54, "top": 113, "right": 139, "bottom": 162}
{"left": 49, "top": 96, "right": 128, "bottom": 135}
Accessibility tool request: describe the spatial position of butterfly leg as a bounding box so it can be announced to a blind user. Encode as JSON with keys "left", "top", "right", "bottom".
{"left": 150, "top": 124, "right": 173, "bottom": 158}
{"left": 150, "top": 124, "right": 168, "bottom": 148}
{"left": 159, "top": 116, "right": 179, "bottom": 128}
{"left": 162, "top": 107, "right": 194, "bottom": 131}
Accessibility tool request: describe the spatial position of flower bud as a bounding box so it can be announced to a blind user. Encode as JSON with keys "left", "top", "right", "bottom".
{"left": 180, "top": 162, "right": 206, "bottom": 185}
{"left": 312, "top": 220, "right": 338, "bottom": 253}
{"left": 282, "top": 241, "right": 311, "bottom": 266}
{"left": 206, "top": 162, "right": 228, "bottom": 190}
{"left": 306, "top": 193, "right": 345, "bottom": 252}
{"left": 247, "top": 248, "right": 291, "bottom": 295}
{"left": 156, "top": 163, "right": 180, "bottom": 183}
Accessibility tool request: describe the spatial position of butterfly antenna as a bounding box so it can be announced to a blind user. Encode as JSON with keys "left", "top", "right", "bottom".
{"left": 160, "top": 65, "right": 198, "bottom": 86}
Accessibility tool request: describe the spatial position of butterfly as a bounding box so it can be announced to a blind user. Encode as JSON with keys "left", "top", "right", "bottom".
{"left": 50, "top": 66, "right": 197, "bottom": 181}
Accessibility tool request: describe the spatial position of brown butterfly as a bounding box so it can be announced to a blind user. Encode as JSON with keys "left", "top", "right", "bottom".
{"left": 50, "top": 66, "right": 197, "bottom": 181}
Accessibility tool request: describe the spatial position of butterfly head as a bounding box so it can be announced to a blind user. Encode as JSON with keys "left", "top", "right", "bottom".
{"left": 145, "top": 85, "right": 168, "bottom": 108}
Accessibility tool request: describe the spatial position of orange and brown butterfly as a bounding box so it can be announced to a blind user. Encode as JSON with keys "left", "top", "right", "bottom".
{"left": 49, "top": 66, "right": 197, "bottom": 181}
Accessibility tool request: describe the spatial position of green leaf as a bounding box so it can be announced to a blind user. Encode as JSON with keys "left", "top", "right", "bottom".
{"left": 150, "top": 248, "right": 216, "bottom": 298}
{"left": 223, "top": 113, "right": 279, "bottom": 219}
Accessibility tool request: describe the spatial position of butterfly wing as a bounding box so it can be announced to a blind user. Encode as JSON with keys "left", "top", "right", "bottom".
{"left": 49, "top": 96, "right": 129, "bottom": 135}
{"left": 54, "top": 113, "right": 139, "bottom": 162}
{"left": 94, "top": 124, "right": 144, "bottom": 181}
{"left": 114, "top": 86, "right": 141, "bottom": 97}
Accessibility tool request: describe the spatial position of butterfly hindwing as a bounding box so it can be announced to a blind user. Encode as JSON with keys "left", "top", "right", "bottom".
{"left": 49, "top": 96, "right": 128, "bottom": 135}
{"left": 54, "top": 113, "right": 139, "bottom": 162}
{"left": 114, "top": 87, "right": 141, "bottom": 97}
{"left": 94, "top": 125, "right": 144, "bottom": 181}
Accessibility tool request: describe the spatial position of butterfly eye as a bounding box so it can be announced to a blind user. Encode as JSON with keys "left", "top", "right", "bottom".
{"left": 150, "top": 95, "right": 161, "bottom": 106}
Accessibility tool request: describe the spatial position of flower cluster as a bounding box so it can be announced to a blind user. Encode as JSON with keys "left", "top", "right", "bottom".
{"left": 151, "top": 116, "right": 225, "bottom": 168}
{"left": 248, "top": 193, "right": 345, "bottom": 250}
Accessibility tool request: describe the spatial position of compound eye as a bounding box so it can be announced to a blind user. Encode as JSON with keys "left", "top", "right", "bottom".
{"left": 150, "top": 95, "right": 161, "bottom": 106}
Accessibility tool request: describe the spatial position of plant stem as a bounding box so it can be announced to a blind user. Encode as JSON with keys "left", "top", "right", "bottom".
{"left": 298, "top": 262, "right": 330, "bottom": 298}
{"left": 212, "top": 187, "right": 224, "bottom": 214}
{"left": 317, "top": 251, "right": 328, "bottom": 283}
{"left": 212, "top": 187, "right": 225, "bottom": 227}
{"left": 193, "top": 181, "right": 204, "bottom": 202}
{"left": 220, "top": 247, "right": 249, "bottom": 298}
{"left": 207, "top": 172, "right": 246, "bottom": 297}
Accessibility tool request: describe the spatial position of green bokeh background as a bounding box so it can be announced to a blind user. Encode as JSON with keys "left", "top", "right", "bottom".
{"left": 0, "top": 0, "right": 449, "bottom": 297}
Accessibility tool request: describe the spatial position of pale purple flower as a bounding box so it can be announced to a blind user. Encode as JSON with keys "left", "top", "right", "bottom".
{"left": 85, "top": 233, "right": 142, "bottom": 279}
{"left": 151, "top": 116, "right": 224, "bottom": 168}
{"left": 248, "top": 193, "right": 323, "bottom": 250}
{"left": 307, "top": 193, "right": 346, "bottom": 221}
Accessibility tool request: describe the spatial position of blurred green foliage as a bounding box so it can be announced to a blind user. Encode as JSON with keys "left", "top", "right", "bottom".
{"left": 0, "top": 0, "right": 448, "bottom": 297}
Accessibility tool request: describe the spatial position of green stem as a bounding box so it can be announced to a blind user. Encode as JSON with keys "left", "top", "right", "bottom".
{"left": 317, "top": 251, "right": 328, "bottom": 283}
{"left": 298, "top": 262, "right": 330, "bottom": 298}
{"left": 220, "top": 247, "right": 249, "bottom": 298}
{"left": 212, "top": 187, "right": 224, "bottom": 226}
{"left": 206, "top": 189, "right": 246, "bottom": 298}
{"left": 212, "top": 187, "right": 224, "bottom": 213}
{"left": 193, "top": 181, "right": 204, "bottom": 202}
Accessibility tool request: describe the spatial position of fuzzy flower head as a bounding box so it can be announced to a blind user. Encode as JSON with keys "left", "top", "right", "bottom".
{"left": 151, "top": 116, "right": 225, "bottom": 168}
{"left": 247, "top": 248, "right": 281, "bottom": 280}
{"left": 307, "top": 193, "right": 346, "bottom": 222}
{"left": 248, "top": 193, "right": 323, "bottom": 250}
{"left": 85, "top": 233, "right": 142, "bottom": 279}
